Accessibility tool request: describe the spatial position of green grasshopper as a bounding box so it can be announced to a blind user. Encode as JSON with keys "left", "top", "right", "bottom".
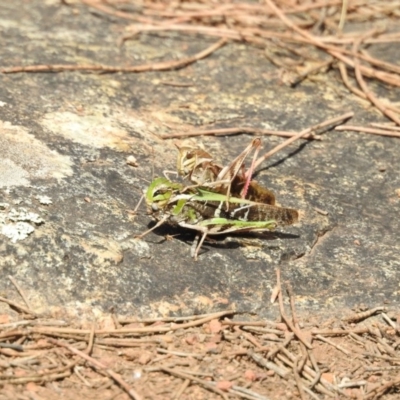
{"left": 137, "top": 177, "right": 298, "bottom": 260}
{"left": 176, "top": 138, "right": 276, "bottom": 205}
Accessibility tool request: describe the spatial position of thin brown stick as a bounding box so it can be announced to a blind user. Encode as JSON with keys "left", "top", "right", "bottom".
{"left": 337, "top": 0, "right": 348, "bottom": 32}
{"left": 311, "top": 327, "right": 370, "bottom": 336}
{"left": 2, "top": 371, "right": 71, "bottom": 384}
{"left": 352, "top": 36, "right": 400, "bottom": 125}
{"left": 123, "top": 15, "right": 400, "bottom": 88}
{"left": 160, "top": 127, "right": 320, "bottom": 140}
{"left": 275, "top": 269, "right": 312, "bottom": 350}
{"left": 48, "top": 338, "right": 143, "bottom": 400}
{"left": 92, "top": 338, "right": 159, "bottom": 347}
{"left": 253, "top": 112, "right": 353, "bottom": 171}
{"left": 277, "top": 348, "right": 340, "bottom": 396}
{"left": 335, "top": 125, "right": 400, "bottom": 137}
{"left": 337, "top": 60, "right": 400, "bottom": 113}
{"left": 266, "top": 332, "right": 294, "bottom": 360}
{"left": 86, "top": 322, "right": 95, "bottom": 355}
{"left": 222, "top": 319, "right": 283, "bottom": 328}
{"left": 82, "top": 0, "right": 158, "bottom": 24}
{"left": 335, "top": 125, "right": 400, "bottom": 138}
{"left": 307, "top": 350, "right": 322, "bottom": 389}
{"left": 34, "top": 310, "right": 235, "bottom": 336}
{"left": 248, "top": 350, "right": 290, "bottom": 379}
{"left": 173, "top": 378, "right": 191, "bottom": 400}
{"left": 297, "top": 342, "right": 308, "bottom": 374}
{"left": 229, "top": 384, "right": 273, "bottom": 400}
{"left": 364, "top": 377, "right": 400, "bottom": 399}
{"left": 333, "top": 50, "right": 400, "bottom": 88}
{"left": 160, "top": 367, "right": 229, "bottom": 400}
{"left": 123, "top": 310, "right": 237, "bottom": 324}
{"left": 264, "top": 0, "right": 400, "bottom": 89}
{"left": 381, "top": 313, "right": 400, "bottom": 333}
{"left": 286, "top": 282, "right": 298, "bottom": 328}
{"left": 157, "top": 348, "right": 203, "bottom": 358}
{"left": 120, "top": 23, "right": 266, "bottom": 46}
{"left": 365, "top": 366, "right": 400, "bottom": 372}
{"left": 341, "top": 306, "right": 385, "bottom": 323}
{"left": 1, "top": 39, "right": 227, "bottom": 74}
{"left": 234, "top": 326, "right": 265, "bottom": 350}
{"left": 370, "top": 123, "right": 400, "bottom": 132}
{"left": 363, "top": 352, "right": 400, "bottom": 363}
{"left": 337, "top": 61, "right": 368, "bottom": 100}
{"left": 0, "top": 342, "right": 24, "bottom": 351}
{"left": 314, "top": 334, "right": 350, "bottom": 356}
{"left": 242, "top": 326, "right": 285, "bottom": 336}
{"left": 8, "top": 276, "right": 32, "bottom": 312}
{"left": 0, "top": 360, "right": 78, "bottom": 383}
{"left": 293, "top": 357, "right": 307, "bottom": 400}
{"left": 359, "top": 49, "right": 400, "bottom": 75}
{"left": 286, "top": 282, "right": 309, "bottom": 377}
{"left": 0, "top": 295, "right": 38, "bottom": 317}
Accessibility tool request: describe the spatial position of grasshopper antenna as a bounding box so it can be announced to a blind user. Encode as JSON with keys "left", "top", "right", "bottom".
{"left": 151, "top": 146, "right": 155, "bottom": 181}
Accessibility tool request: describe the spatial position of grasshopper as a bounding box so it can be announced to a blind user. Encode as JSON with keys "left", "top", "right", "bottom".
{"left": 137, "top": 177, "right": 298, "bottom": 260}
{"left": 176, "top": 138, "right": 276, "bottom": 205}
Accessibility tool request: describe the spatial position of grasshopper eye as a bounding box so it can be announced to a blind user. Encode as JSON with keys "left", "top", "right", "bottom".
{"left": 152, "top": 188, "right": 171, "bottom": 204}
{"left": 153, "top": 189, "right": 166, "bottom": 198}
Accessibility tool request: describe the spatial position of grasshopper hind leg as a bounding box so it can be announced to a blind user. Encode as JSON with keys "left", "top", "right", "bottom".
{"left": 190, "top": 231, "right": 209, "bottom": 261}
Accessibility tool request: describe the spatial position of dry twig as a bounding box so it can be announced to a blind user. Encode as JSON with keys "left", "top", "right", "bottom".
{"left": 1, "top": 39, "right": 227, "bottom": 74}
{"left": 275, "top": 269, "right": 312, "bottom": 350}
{"left": 48, "top": 338, "right": 143, "bottom": 400}
{"left": 253, "top": 112, "right": 353, "bottom": 170}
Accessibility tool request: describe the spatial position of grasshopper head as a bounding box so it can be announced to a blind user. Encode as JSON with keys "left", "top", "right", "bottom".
{"left": 175, "top": 144, "right": 213, "bottom": 179}
{"left": 145, "top": 177, "right": 182, "bottom": 214}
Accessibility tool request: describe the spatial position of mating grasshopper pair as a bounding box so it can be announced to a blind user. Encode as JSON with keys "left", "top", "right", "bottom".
{"left": 137, "top": 139, "right": 298, "bottom": 259}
